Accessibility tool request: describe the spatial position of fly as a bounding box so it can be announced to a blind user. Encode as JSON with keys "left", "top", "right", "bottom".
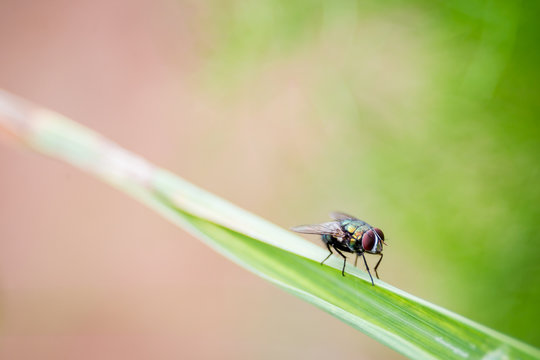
{"left": 292, "top": 212, "right": 387, "bottom": 286}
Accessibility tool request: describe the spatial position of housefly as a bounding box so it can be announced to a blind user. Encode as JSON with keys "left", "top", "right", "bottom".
{"left": 292, "top": 212, "right": 387, "bottom": 286}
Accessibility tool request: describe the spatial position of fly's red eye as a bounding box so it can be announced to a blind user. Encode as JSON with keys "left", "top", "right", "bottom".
{"left": 374, "top": 228, "right": 385, "bottom": 241}
{"left": 362, "top": 230, "right": 375, "bottom": 251}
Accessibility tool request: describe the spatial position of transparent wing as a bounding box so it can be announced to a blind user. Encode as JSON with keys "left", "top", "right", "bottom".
{"left": 291, "top": 221, "right": 345, "bottom": 237}
{"left": 330, "top": 211, "right": 370, "bottom": 227}
{"left": 329, "top": 211, "right": 359, "bottom": 221}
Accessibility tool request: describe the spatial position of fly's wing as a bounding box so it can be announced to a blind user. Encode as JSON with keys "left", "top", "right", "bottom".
{"left": 329, "top": 211, "right": 358, "bottom": 221}
{"left": 291, "top": 221, "right": 345, "bottom": 238}
{"left": 330, "top": 211, "right": 370, "bottom": 227}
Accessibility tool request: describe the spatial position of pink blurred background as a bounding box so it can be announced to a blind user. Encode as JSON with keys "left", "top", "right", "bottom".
{"left": 0, "top": 1, "right": 402, "bottom": 359}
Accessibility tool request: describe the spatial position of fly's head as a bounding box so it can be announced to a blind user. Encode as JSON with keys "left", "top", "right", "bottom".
{"left": 362, "top": 228, "right": 387, "bottom": 254}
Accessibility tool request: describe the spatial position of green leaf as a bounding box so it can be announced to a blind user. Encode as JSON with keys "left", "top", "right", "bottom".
{"left": 0, "top": 89, "right": 538, "bottom": 359}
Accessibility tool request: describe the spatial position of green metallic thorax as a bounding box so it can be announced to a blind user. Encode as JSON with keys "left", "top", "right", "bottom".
{"left": 341, "top": 219, "right": 370, "bottom": 252}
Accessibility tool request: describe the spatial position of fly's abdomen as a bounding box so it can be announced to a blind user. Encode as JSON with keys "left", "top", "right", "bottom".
{"left": 321, "top": 234, "right": 333, "bottom": 244}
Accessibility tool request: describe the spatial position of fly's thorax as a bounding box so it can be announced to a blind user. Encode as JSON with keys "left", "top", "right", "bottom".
{"left": 341, "top": 220, "right": 369, "bottom": 251}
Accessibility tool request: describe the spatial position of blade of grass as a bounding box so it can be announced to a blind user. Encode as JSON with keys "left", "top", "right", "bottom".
{"left": 0, "top": 89, "right": 538, "bottom": 360}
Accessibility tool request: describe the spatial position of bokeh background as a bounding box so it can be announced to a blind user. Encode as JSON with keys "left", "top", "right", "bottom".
{"left": 0, "top": 0, "right": 539, "bottom": 359}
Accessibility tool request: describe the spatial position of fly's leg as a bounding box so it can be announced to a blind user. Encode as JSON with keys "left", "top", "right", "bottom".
{"left": 360, "top": 253, "right": 375, "bottom": 286}
{"left": 320, "top": 243, "right": 333, "bottom": 265}
{"left": 374, "top": 253, "right": 383, "bottom": 279}
{"left": 354, "top": 253, "right": 359, "bottom": 267}
{"left": 333, "top": 248, "right": 347, "bottom": 276}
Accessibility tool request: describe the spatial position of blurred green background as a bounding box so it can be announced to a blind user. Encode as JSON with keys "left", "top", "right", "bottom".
{"left": 201, "top": 0, "right": 540, "bottom": 346}
{"left": 0, "top": 0, "right": 538, "bottom": 358}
